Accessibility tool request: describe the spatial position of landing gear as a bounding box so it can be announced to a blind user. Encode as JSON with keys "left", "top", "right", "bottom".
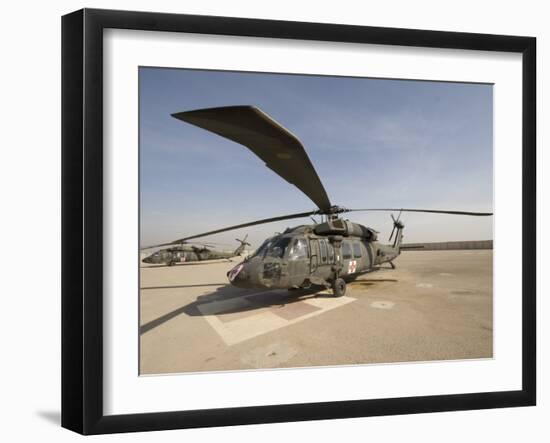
{"left": 389, "top": 261, "right": 395, "bottom": 269}
{"left": 332, "top": 278, "right": 346, "bottom": 297}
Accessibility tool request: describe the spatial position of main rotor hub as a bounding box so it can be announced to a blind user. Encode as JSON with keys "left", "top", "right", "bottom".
{"left": 320, "top": 205, "right": 348, "bottom": 215}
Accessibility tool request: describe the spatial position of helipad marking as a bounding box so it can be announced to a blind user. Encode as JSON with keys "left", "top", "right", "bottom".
{"left": 240, "top": 342, "right": 298, "bottom": 368}
{"left": 416, "top": 283, "right": 433, "bottom": 288}
{"left": 370, "top": 301, "right": 395, "bottom": 310}
{"left": 197, "top": 293, "right": 355, "bottom": 345}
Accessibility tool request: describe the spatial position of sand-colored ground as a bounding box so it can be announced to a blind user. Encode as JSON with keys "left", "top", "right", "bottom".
{"left": 140, "top": 250, "right": 492, "bottom": 375}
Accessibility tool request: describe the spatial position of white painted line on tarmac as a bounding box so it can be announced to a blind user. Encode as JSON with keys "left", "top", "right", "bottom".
{"left": 197, "top": 294, "right": 356, "bottom": 345}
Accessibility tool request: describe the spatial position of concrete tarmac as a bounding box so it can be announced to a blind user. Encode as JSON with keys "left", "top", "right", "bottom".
{"left": 139, "top": 250, "right": 492, "bottom": 375}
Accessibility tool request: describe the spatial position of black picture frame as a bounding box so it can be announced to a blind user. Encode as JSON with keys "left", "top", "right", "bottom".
{"left": 61, "top": 8, "right": 536, "bottom": 435}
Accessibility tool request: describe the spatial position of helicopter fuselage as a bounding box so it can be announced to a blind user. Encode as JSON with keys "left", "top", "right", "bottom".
{"left": 143, "top": 246, "right": 236, "bottom": 266}
{"left": 227, "top": 220, "right": 403, "bottom": 291}
{"left": 143, "top": 235, "right": 250, "bottom": 266}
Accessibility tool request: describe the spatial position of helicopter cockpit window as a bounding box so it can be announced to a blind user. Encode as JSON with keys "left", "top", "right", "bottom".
{"left": 353, "top": 242, "right": 362, "bottom": 258}
{"left": 255, "top": 236, "right": 292, "bottom": 259}
{"left": 289, "top": 238, "right": 309, "bottom": 260}
{"left": 342, "top": 241, "right": 352, "bottom": 260}
{"left": 254, "top": 238, "right": 272, "bottom": 256}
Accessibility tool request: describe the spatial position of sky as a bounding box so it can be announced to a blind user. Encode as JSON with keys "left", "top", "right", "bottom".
{"left": 139, "top": 67, "right": 493, "bottom": 249}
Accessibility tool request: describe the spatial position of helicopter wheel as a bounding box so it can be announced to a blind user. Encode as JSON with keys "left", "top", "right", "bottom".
{"left": 332, "top": 278, "right": 346, "bottom": 297}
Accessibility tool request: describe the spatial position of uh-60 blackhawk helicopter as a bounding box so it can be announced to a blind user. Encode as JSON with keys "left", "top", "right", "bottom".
{"left": 148, "top": 105, "right": 493, "bottom": 296}
{"left": 142, "top": 235, "right": 251, "bottom": 266}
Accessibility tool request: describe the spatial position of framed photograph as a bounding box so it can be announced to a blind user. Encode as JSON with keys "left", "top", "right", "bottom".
{"left": 61, "top": 8, "right": 536, "bottom": 434}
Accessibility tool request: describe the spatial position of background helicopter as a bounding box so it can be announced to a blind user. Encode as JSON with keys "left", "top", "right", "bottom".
{"left": 142, "top": 235, "right": 251, "bottom": 266}
{"left": 148, "top": 105, "right": 492, "bottom": 295}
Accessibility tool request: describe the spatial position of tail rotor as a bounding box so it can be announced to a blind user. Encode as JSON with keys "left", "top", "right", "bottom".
{"left": 236, "top": 234, "right": 251, "bottom": 248}
{"left": 388, "top": 210, "right": 405, "bottom": 247}
{"left": 233, "top": 234, "right": 251, "bottom": 256}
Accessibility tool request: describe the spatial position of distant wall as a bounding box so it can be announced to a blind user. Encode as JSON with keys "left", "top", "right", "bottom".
{"left": 401, "top": 240, "right": 493, "bottom": 251}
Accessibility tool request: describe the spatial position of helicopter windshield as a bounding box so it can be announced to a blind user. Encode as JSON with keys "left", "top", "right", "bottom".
{"left": 254, "top": 236, "right": 292, "bottom": 259}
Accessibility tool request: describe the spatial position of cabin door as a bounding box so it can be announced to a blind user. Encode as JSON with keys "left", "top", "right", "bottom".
{"left": 286, "top": 238, "right": 310, "bottom": 288}
{"left": 313, "top": 239, "right": 333, "bottom": 281}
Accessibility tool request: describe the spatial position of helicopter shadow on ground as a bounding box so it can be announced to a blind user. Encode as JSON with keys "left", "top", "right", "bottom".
{"left": 186, "top": 285, "right": 333, "bottom": 317}
{"left": 139, "top": 284, "right": 331, "bottom": 335}
{"left": 139, "top": 269, "right": 399, "bottom": 335}
{"left": 140, "top": 283, "right": 228, "bottom": 290}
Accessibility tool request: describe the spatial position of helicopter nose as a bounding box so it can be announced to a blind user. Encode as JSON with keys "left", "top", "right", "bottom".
{"left": 228, "top": 260, "right": 261, "bottom": 288}
{"left": 227, "top": 262, "right": 247, "bottom": 284}
{"left": 143, "top": 256, "right": 152, "bottom": 264}
{"left": 227, "top": 257, "right": 265, "bottom": 288}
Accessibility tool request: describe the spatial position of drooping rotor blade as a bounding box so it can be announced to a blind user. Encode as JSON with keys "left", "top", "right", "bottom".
{"left": 142, "top": 210, "right": 318, "bottom": 249}
{"left": 346, "top": 208, "right": 493, "bottom": 216}
{"left": 172, "top": 106, "right": 332, "bottom": 212}
{"left": 192, "top": 241, "right": 232, "bottom": 246}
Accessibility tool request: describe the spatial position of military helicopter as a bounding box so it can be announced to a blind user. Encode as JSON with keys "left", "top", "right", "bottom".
{"left": 149, "top": 105, "right": 492, "bottom": 296}
{"left": 142, "top": 236, "right": 250, "bottom": 266}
